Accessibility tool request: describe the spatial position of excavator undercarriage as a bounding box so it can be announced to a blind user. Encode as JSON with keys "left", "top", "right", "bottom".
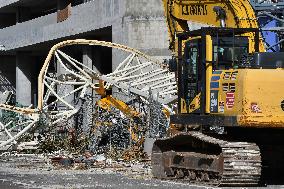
{"left": 152, "top": 131, "right": 261, "bottom": 186}
{"left": 152, "top": 127, "right": 284, "bottom": 186}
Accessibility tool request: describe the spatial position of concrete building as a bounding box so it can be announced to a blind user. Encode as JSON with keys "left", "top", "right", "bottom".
{"left": 0, "top": 0, "right": 170, "bottom": 107}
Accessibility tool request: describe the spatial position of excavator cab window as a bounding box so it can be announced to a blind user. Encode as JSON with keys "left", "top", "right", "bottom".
{"left": 176, "top": 27, "right": 259, "bottom": 114}
{"left": 213, "top": 37, "right": 249, "bottom": 70}
{"left": 184, "top": 40, "right": 201, "bottom": 107}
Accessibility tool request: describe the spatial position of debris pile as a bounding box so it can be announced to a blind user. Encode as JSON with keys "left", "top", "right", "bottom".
{"left": 35, "top": 92, "right": 169, "bottom": 166}
{"left": 0, "top": 40, "right": 175, "bottom": 174}
{"left": 147, "top": 90, "right": 169, "bottom": 138}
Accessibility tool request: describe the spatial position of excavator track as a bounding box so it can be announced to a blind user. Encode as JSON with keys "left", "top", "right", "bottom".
{"left": 152, "top": 132, "right": 261, "bottom": 186}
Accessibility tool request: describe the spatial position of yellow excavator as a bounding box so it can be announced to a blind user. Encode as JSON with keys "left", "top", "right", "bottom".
{"left": 152, "top": 0, "right": 284, "bottom": 186}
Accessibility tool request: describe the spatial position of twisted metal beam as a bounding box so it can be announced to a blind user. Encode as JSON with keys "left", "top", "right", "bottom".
{"left": 0, "top": 39, "right": 177, "bottom": 149}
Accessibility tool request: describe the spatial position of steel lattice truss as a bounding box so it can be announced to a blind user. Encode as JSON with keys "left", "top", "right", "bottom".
{"left": 0, "top": 39, "right": 177, "bottom": 149}
{"left": 101, "top": 53, "right": 177, "bottom": 105}
{"left": 251, "top": 0, "right": 284, "bottom": 50}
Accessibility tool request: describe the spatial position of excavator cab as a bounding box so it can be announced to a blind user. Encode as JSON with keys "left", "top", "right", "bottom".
{"left": 175, "top": 27, "right": 259, "bottom": 114}
{"left": 182, "top": 35, "right": 249, "bottom": 112}
{"left": 171, "top": 27, "right": 284, "bottom": 128}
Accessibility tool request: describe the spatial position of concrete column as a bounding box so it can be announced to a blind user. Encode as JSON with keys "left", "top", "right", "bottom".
{"left": 93, "top": 47, "right": 103, "bottom": 74}
{"left": 16, "top": 52, "right": 32, "bottom": 107}
{"left": 82, "top": 46, "right": 94, "bottom": 99}
{"left": 82, "top": 47, "right": 93, "bottom": 135}
{"left": 83, "top": 46, "right": 93, "bottom": 74}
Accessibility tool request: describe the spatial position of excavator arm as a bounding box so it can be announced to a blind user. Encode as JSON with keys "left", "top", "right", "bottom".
{"left": 163, "top": 0, "right": 265, "bottom": 52}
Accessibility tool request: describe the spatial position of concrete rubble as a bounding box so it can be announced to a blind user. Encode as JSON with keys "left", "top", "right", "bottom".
{"left": 0, "top": 151, "right": 152, "bottom": 181}
{"left": 0, "top": 92, "right": 167, "bottom": 182}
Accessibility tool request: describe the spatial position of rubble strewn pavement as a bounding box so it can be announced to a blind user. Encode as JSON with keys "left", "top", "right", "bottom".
{"left": 0, "top": 152, "right": 174, "bottom": 188}
{"left": 0, "top": 87, "right": 172, "bottom": 188}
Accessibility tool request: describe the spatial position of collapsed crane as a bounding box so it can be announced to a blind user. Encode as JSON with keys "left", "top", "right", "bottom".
{"left": 0, "top": 39, "right": 177, "bottom": 151}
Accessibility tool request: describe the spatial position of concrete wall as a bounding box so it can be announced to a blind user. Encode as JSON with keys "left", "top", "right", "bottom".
{"left": 0, "top": 0, "right": 170, "bottom": 58}
{"left": 0, "top": 0, "right": 171, "bottom": 105}
{"left": 125, "top": 0, "right": 164, "bottom": 18}
{"left": 0, "top": 0, "right": 120, "bottom": 50}
{"left": 0, "top": 0, "right": 19, "bottom": 9}
{"left": 16, "top": 52, "right": 32, "bottom": 106}
{"left": 112, "top": 0, "right": 170, "bottom": 69}
{"left": 111, "top": 0, "right": 170, "bottom": 100}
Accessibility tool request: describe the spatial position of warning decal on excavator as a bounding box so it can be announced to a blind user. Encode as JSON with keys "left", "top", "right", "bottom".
{"left": 210, "top": 91, "right": 218, "bottom": 113}
{"left": 251, "top": 102, "right": 262, "bottom": 113}
{"left": 281, "top": 100, "right": 284, "bottom": 111}
{"left": 231, "top": 71, "right": 238, "bottom": 80}
{"left": 219, "top": 101, "right": 225, "bottom": 113}
{"left": 226, "top": 92, "right": 235, "bottom": 109}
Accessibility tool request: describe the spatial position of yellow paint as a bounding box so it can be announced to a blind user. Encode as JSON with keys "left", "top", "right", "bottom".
{"left": 162, "top": 0, "right": 265, "bottom": 52}
{"left": 180, "top": 98, "right": 188, "bottom": 113}
{"left": 215, "top": 69, "right": 284, "bottom": 128}
{"left": 97, "top": 96, "right": 140, "bottom": 118}
{"left": 94, "top": 80, "right": 106, "bottom": 96}
{"left": 188, "top": 93, "right": 201, "bottom": 113}
{"left": 205, "top": 35, "right": 213, "bottom": 113}
{"left": 238, "top": 69, "right": 284, "bottom": 127}
{"left": 162, "top": 0, "right": 283, "bottom": 129}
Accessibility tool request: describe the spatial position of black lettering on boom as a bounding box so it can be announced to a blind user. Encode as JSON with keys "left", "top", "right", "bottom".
{"left": 182, "top": 4, "right": 208, "bottom": 16}
{"left": 182, "top": 5, "right": 189, "bottom": 15}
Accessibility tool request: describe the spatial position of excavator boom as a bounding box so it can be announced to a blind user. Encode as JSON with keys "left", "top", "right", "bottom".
{"left": 163, "top": 0, "right": 264, "bottom": 52}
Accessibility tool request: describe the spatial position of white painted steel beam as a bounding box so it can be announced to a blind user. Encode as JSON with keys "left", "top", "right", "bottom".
{"left": 0, "top": 39, "right": 177, "bottom": 148}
